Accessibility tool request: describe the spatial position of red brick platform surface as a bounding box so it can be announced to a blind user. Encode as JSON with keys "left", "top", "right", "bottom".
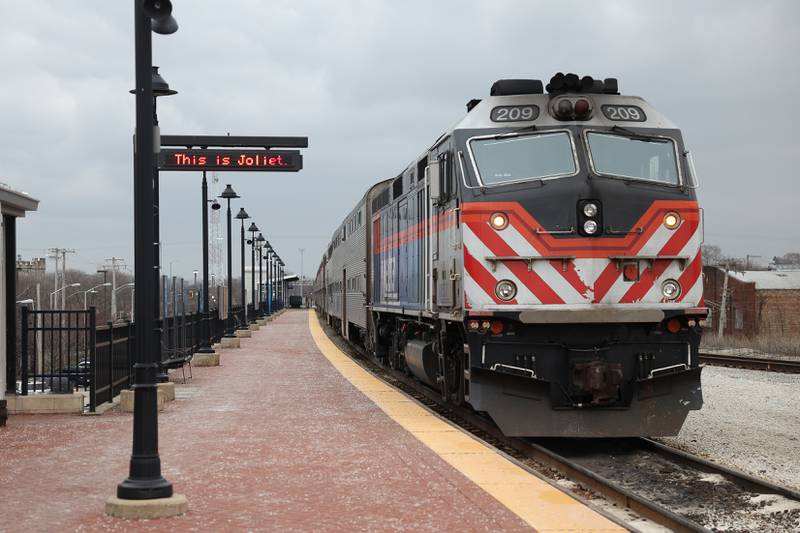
{"left": 0, "top": 310, "right": 532, "bottom": 532}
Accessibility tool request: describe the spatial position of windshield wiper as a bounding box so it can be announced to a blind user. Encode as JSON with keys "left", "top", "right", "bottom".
{"left": 611, "top": 125, "right": 669, "bottom": 143}
{"left": 493, "top": 124, "right": 537, "bottom": 139}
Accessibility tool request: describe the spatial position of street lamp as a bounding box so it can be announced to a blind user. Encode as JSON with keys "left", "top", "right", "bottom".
{"left": 235, "top": 208, "right": 250, "bottom": 328}
{"left": 219, "top": 184, "right": 239, "bottom": 337}
{"left": 50, "top": 283, "right": 80, "bottom": 309}
{"left": 265, "top": 243, "right": 273, "bottom": 314}
{"left": 278, "top": 258, "right": 285, "bottom": 310}
{"left": 114, "top": 0, "right": 181, "bottom": 508}
{"left": 197, "top": 173, "right": 220, "bottom": 353}
{"left": 115, "top": 282, "right": 136, "bottom": 293}
{"left": 256, "top": 233, "right": 266, "bottom": 315}
{"left": 130, "top": 65, "right": 177, "bottom": 336}
{"left": 247, "top": 222, "right": 258, "bottom": 316}
{"left": 274, "top": 256, "right": 281, "bottom": 310}
{"left": 73, "top": 282, "right": 112, "bottom": 310}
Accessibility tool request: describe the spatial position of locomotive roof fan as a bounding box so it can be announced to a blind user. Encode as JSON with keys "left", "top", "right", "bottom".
{"left": 545, "top": 72, "right": 619, "bottom": 95}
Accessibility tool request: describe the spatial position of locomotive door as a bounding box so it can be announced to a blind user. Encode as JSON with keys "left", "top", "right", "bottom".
{"left": 429, "top": 154, "right": 454, "bottom": 309}
{"left": 342, "top": 268, "right": 348, "bottom": 339}
{"left": 399, "top": 199, "right": 408, "bottom": 302}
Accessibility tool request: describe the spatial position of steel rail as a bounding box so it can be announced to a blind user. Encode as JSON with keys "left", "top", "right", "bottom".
{"left": 699, "top": 352, "right": 800, "bottom": 373}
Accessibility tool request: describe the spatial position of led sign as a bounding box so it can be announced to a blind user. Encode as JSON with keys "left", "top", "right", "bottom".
{"left": 158, "top": 149, "right": 303, "bottom": 172}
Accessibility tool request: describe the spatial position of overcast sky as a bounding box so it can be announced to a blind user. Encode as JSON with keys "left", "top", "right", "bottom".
{"left": 2, "top": 0, "right": 798, "bottom": 280}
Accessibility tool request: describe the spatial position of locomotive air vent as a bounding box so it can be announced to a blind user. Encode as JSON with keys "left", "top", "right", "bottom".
{"left": 490, "top": 79, "right": 544, "bottom": 96}
{"left": 545, "top": 73, "right": 619, "bottom": 95}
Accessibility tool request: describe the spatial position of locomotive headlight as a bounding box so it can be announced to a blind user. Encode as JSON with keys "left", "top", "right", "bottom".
{"left": 583, "top": 220, "right": 598, "bottom": 234}
{"left": 663, "top": 212, "right": 681, "bottom": 230}
{"left": 495, "top": 280, "right": 517, "bottom": 301}
{"left": 661, "top": 279, "right": 681, "bottom": 300}
{"left": 490, "top": 212, "right": 509, "bottom": 230}
{"left": 556, "top": 99, "right": 573, "bottom": 118}
{"left": 583, "top": 203, "right": 598, "bottom": 217}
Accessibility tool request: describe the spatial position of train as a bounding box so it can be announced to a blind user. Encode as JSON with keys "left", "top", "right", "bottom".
{"left": 313, "top": 73, "right": 706, "bottom": 437}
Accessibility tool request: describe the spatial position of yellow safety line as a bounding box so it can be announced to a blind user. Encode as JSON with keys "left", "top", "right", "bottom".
{"left": 307, "top": 311, "right": 624, "bottom": 532}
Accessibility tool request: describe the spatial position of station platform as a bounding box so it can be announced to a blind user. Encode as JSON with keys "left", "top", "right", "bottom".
{"left": 0, "top": 310, "right": 623, "bottom": 532}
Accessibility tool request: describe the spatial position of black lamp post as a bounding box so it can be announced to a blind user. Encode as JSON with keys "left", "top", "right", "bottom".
{"left": 247, "top": 222, "right": 258, "bottom": 317}
{"left": 219, "top": 184, "right": 239, "bottom": 337}
{"left": 275, "top": 256, "right": 282, "bottom": 310}
{"left": 130, "top": 66, "right": 176, "bottom": 384}
{"left": 235, "top": 208, "right": 250, "bottom": 328}
{"left": 196, "top": 172, "right": 217, "bottom": 354}
{"left": 256, "top": 233, "right": 266, "bottom": 315}
{"left": 117, "top": 0, "right": 179, "bottom": 503}
{"left": 266, "top": 244, "right": 273, "bottom": 314}
{"left": 279, "top": 259, "right": 285, "bottom": 309}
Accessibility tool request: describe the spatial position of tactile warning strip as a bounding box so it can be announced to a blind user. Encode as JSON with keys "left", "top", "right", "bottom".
{"left": 308, "top": 311, "right": 624, "bottom": 532}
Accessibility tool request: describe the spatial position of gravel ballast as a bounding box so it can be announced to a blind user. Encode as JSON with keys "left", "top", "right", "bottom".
{"left": 659, "top": 365, "right": 800, "bottom": 491}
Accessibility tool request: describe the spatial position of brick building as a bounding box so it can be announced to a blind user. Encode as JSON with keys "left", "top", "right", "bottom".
{"left": 703, "top": 266, "right": 800, "bottom": 337}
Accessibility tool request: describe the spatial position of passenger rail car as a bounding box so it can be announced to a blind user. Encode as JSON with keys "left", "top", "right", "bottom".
{"left": 314, "top": 73, "right": 706, "bottom": 437}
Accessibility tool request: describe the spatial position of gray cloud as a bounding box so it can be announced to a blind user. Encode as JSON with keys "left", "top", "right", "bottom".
{"left": 2, "top": 0, "right": 798, "bottom": 277}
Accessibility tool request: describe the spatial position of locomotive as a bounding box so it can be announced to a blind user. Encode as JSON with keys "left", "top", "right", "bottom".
{"left": 313, "top": 73, "right": 706, "bottom": 437}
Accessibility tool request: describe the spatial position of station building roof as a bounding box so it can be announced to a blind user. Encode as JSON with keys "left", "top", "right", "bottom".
{"left": 729, "top": 270, "right": 800, "bottom": 290}
{"left": 0, "top": 182, "right": 39, "bottom": 217}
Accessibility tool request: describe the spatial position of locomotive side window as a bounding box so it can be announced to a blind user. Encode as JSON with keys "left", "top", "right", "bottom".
{"left": 437, "top": 151, "right": 453, "bottom": 201}
{"left": 468, "top": 131, "right": 577, "bottom": 185}
{"left": 586, "top": 132, "right": 679, "bottom": 185}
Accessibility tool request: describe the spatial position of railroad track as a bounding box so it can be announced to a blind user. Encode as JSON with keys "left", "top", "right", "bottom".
{"left": 699, "top": 352, "right": 800, "bottom": 373}
{"left": 318, "top": 315, "right": 800, "bottom": 532}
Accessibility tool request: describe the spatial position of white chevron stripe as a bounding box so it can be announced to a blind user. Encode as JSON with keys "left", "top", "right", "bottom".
{"left": 463, "top": 270, "right": 495, "bottom": 306}
{"left": 501, "top": 224, "right": 589, "bottom": 303}
{"left": 642, "top": 230, "right": 702, "bottom": 302}
{"left": 463, "top": 225, "right": 541, "bottom": 304}
{"left": 601, "top": 225, "right": 696, "bottom": 303}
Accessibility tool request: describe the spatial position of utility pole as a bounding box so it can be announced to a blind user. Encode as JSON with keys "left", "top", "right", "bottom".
{"left": 48, "top": 248, "right": 75, "bottom": 309}
{"left": 746, "top": 254, "right": 761, "bottom": 270}
{"left": 103, "top": 257, "right": 127, "bottom": 321}
{"left": 718, "top": 265, "right": 729, "bottom": 337}
{"left": 17, "top": 258, "right": 46, "bottom": 368}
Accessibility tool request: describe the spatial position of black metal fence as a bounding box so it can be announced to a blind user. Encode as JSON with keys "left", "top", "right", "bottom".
{"left": 92, "top": 321, "right": 135, "bottom": 410}
{"left": 19, "top": 307, "right": 96, "bottom": 395}
{"left": 17, "top": 304, "right": 238, "bottom": 412}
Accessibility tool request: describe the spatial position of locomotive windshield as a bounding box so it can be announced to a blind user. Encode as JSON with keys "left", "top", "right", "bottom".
{"left": 468, "top": 131, "right": 576, "bottom": 185}
{"left": 586, "top": 132, "right": 679, "bottom": 185}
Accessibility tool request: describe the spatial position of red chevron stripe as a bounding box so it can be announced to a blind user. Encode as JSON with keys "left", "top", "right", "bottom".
{"left": 592, "top": 262, "right": 623, "bottom": 303}
{"left": 550, "top": 259, "right": 591, "bottom": 299}
{"left": 676, "top": 252, "right": 703, "bottom": 303}
{"left": 461, "top": 200, "right": 699, "bottom": 257}
{"left": 463, "top": 245, "right": 513, "bottom": 305}
{"left": 619, "top": 220, "right": 697, "bottom": 303}
{"left": 469, "top": 222, "right": 564, "bottom": 304}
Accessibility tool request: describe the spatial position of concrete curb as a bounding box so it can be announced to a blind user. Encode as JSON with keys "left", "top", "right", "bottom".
{"left": 220, "top": 337, "right": 240, "bottom": 349}
{"left": 193, "top": 351, "right": 220, "bottom": 366}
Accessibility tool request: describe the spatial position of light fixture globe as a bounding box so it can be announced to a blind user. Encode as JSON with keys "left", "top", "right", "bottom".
{"left": 129, "top": 66, "right": 177, "bottom": 96}
{"left": 219, "top": 184, "right": 239, "bottom": 200}
{"left": 256, "top": 233, "right": 266, "bottom": 244}
{"left": 151, "top": 66, "right": 177, "bottom": 96}
{"left": 151, "top": 14, "right": 178, "bottom": 35}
